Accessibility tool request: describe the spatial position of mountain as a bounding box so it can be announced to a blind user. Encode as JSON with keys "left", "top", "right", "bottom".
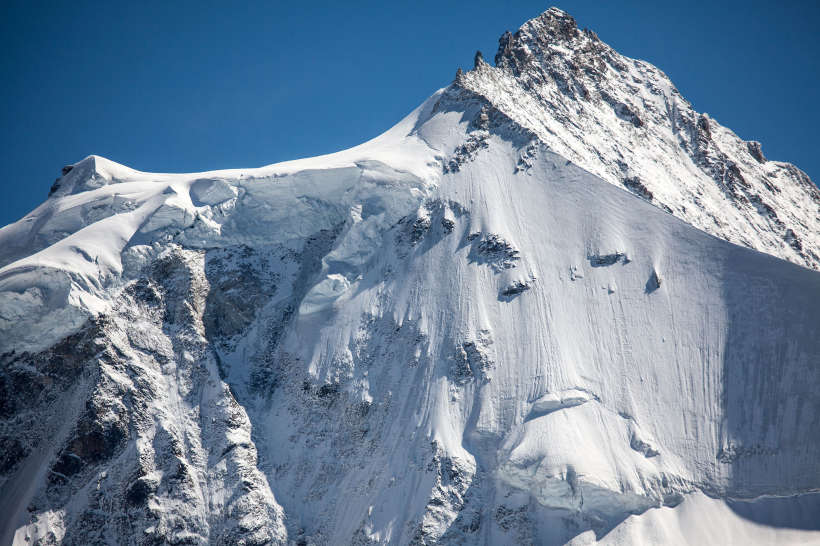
{"left": 1, "top": 7, "right": 819, "bottom": 545}
{"left": 461, "top": 8, "right": 820, "bottom": 271}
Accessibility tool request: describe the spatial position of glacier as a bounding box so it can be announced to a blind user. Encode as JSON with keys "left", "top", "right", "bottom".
{"left": 1, "top": 7, "right": 819, "bottom": 545}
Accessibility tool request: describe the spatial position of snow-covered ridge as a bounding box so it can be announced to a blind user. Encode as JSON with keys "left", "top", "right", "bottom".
{"left": 0, "top": 92, "right": 447, "bottom": 355}
{"left": 458, "top": 7, "right": 820, "bottom": 270}
{"left": 1, "top": 7, "right": 819, "bottom": 546}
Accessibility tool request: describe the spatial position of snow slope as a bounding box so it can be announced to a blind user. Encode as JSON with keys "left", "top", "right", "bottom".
{"left": 1, "top": 7, "right": 819, "bottom": 546}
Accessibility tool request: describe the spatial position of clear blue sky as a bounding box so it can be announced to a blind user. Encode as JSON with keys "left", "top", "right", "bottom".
{"left": 1, "top": 1, "right": 818, "bottom": 227}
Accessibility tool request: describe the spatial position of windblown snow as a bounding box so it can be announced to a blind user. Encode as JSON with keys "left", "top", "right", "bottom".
{"left": 1, "top": 7, "right": 819, "bottom": 546}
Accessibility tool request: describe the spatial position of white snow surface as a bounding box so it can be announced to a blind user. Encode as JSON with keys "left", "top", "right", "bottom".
{"left": 1, "top": 7, "right": 819, "bottom": 546}
{"left": 0, "top": 93, "right": 442, "bottom": 355}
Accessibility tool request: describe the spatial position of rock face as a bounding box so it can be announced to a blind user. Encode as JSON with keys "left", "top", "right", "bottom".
{"left": 1, "top": 7, "right": 820, "bottom": 546}
{"left": 467, "top": 7, "right": 820, "bottom": 271}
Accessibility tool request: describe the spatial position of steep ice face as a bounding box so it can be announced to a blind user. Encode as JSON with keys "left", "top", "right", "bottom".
{"left": 458, "top": 7, "right": 820, "bottom": 270}
{"left": 2, "top": 7, "right": 820, "bottom": 546}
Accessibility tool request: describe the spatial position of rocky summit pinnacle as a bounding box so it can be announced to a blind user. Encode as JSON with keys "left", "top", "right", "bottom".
{"left": 495, "top": 7, "right": 589, "bottom": 69}
{"left": 1, "top": 7, "right": 819, "bottom": 546}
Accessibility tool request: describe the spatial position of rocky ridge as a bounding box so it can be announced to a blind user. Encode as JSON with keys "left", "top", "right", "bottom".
{"left": 457, "top": 7, "right": 820, "bottom": 270}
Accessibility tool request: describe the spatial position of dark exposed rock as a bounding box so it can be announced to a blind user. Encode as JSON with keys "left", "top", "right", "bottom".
{"left": 601, "top": 90, "right": 643, "bottom": 127}
{"left": 747, "top": 141, "right": 766, "bottom": 163}
{"left": 469, "top": 233, "right": 520, "bottom": 271}
{"left": 411, "top": 442, "right": 474, "bottom": 543}
{"left": 51, "top": 451, "right": 84, "bottom": 477}
{"left": 203, "top": 245, "right": 281, "bottom": 339}
{"left": 317, "top": 383, "right": 340, "bottom": 399}
{"left": 717, "top": 442, "right": 778, "bottom": 464}
{"left": 645, "top": 269, "right": 662, "bottom": 293}
{"left": 64, "top": 400, "right": 129, "bottom": 465}
{"left": 588, "top": 251, "right": 630, "bottom": 267}
{"left": 48, "top": 166, "right": 76, "bottom": 196}
{"left": 0, "top": 438, "right": 27, "bottom": 474}
{"left": 500, "top": 279, "right": 532, "bottom": 298}
{"left": 622, "top": 176, "right": 653, "bottom": 201}
{"left": 395, "top": 200, "right": 460, "bottom": 250}
{"left": 630, "top": 434, "right": 660, "bottom": 458}
{"left": 450, "top": 337, "right": 494, "bottom": 384}
{"left": 495, "top": 504, "right": 529, "bottom": 532}
{"left": 495, "top": 31, "right": 518, "bottom": 68}
{"left": 784, "top": 228, "right": 803, "bottom": 251}
{"left": 697, "top": 113, "right": 712, "bottom": 138}
{"left": 411, "top": 215, "right": 432, "bottom": 243}
{"left": 442, "top": 82, "right": 539, "bottom": 147}
{"left": 0, "top": 318, "right": 106, "bottom": 420}
{"left": 444, "top": 134, "right": 489, "bottom": 173}
{"left": 749, "top": 194, "right": 785, "bottom": 229}
{"left": 474, "top": 50, "right": 484, "bottom": 69}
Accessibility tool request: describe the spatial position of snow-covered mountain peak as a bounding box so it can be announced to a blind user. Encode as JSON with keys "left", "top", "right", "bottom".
{"left": 492, "top": 5, "right": 628, "bottom": 87}
{"left": 494, "top": 7, "right": 591, "bottom": 68}
{"left": 458, "top": 8, "right": 820, "bottom": 270}
{"left": 48, "top": 155, "right": 140, "bottom": 198}
{"left": 2, "top": 8, "right": 820, "bottom": 545}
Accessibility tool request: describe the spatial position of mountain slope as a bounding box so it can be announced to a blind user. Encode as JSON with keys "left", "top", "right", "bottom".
{"left": 2, "top": 8, "right": 820, "bottom": 546}
{"left": 459, "top": 7, "right": 820, "bottom": 270}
